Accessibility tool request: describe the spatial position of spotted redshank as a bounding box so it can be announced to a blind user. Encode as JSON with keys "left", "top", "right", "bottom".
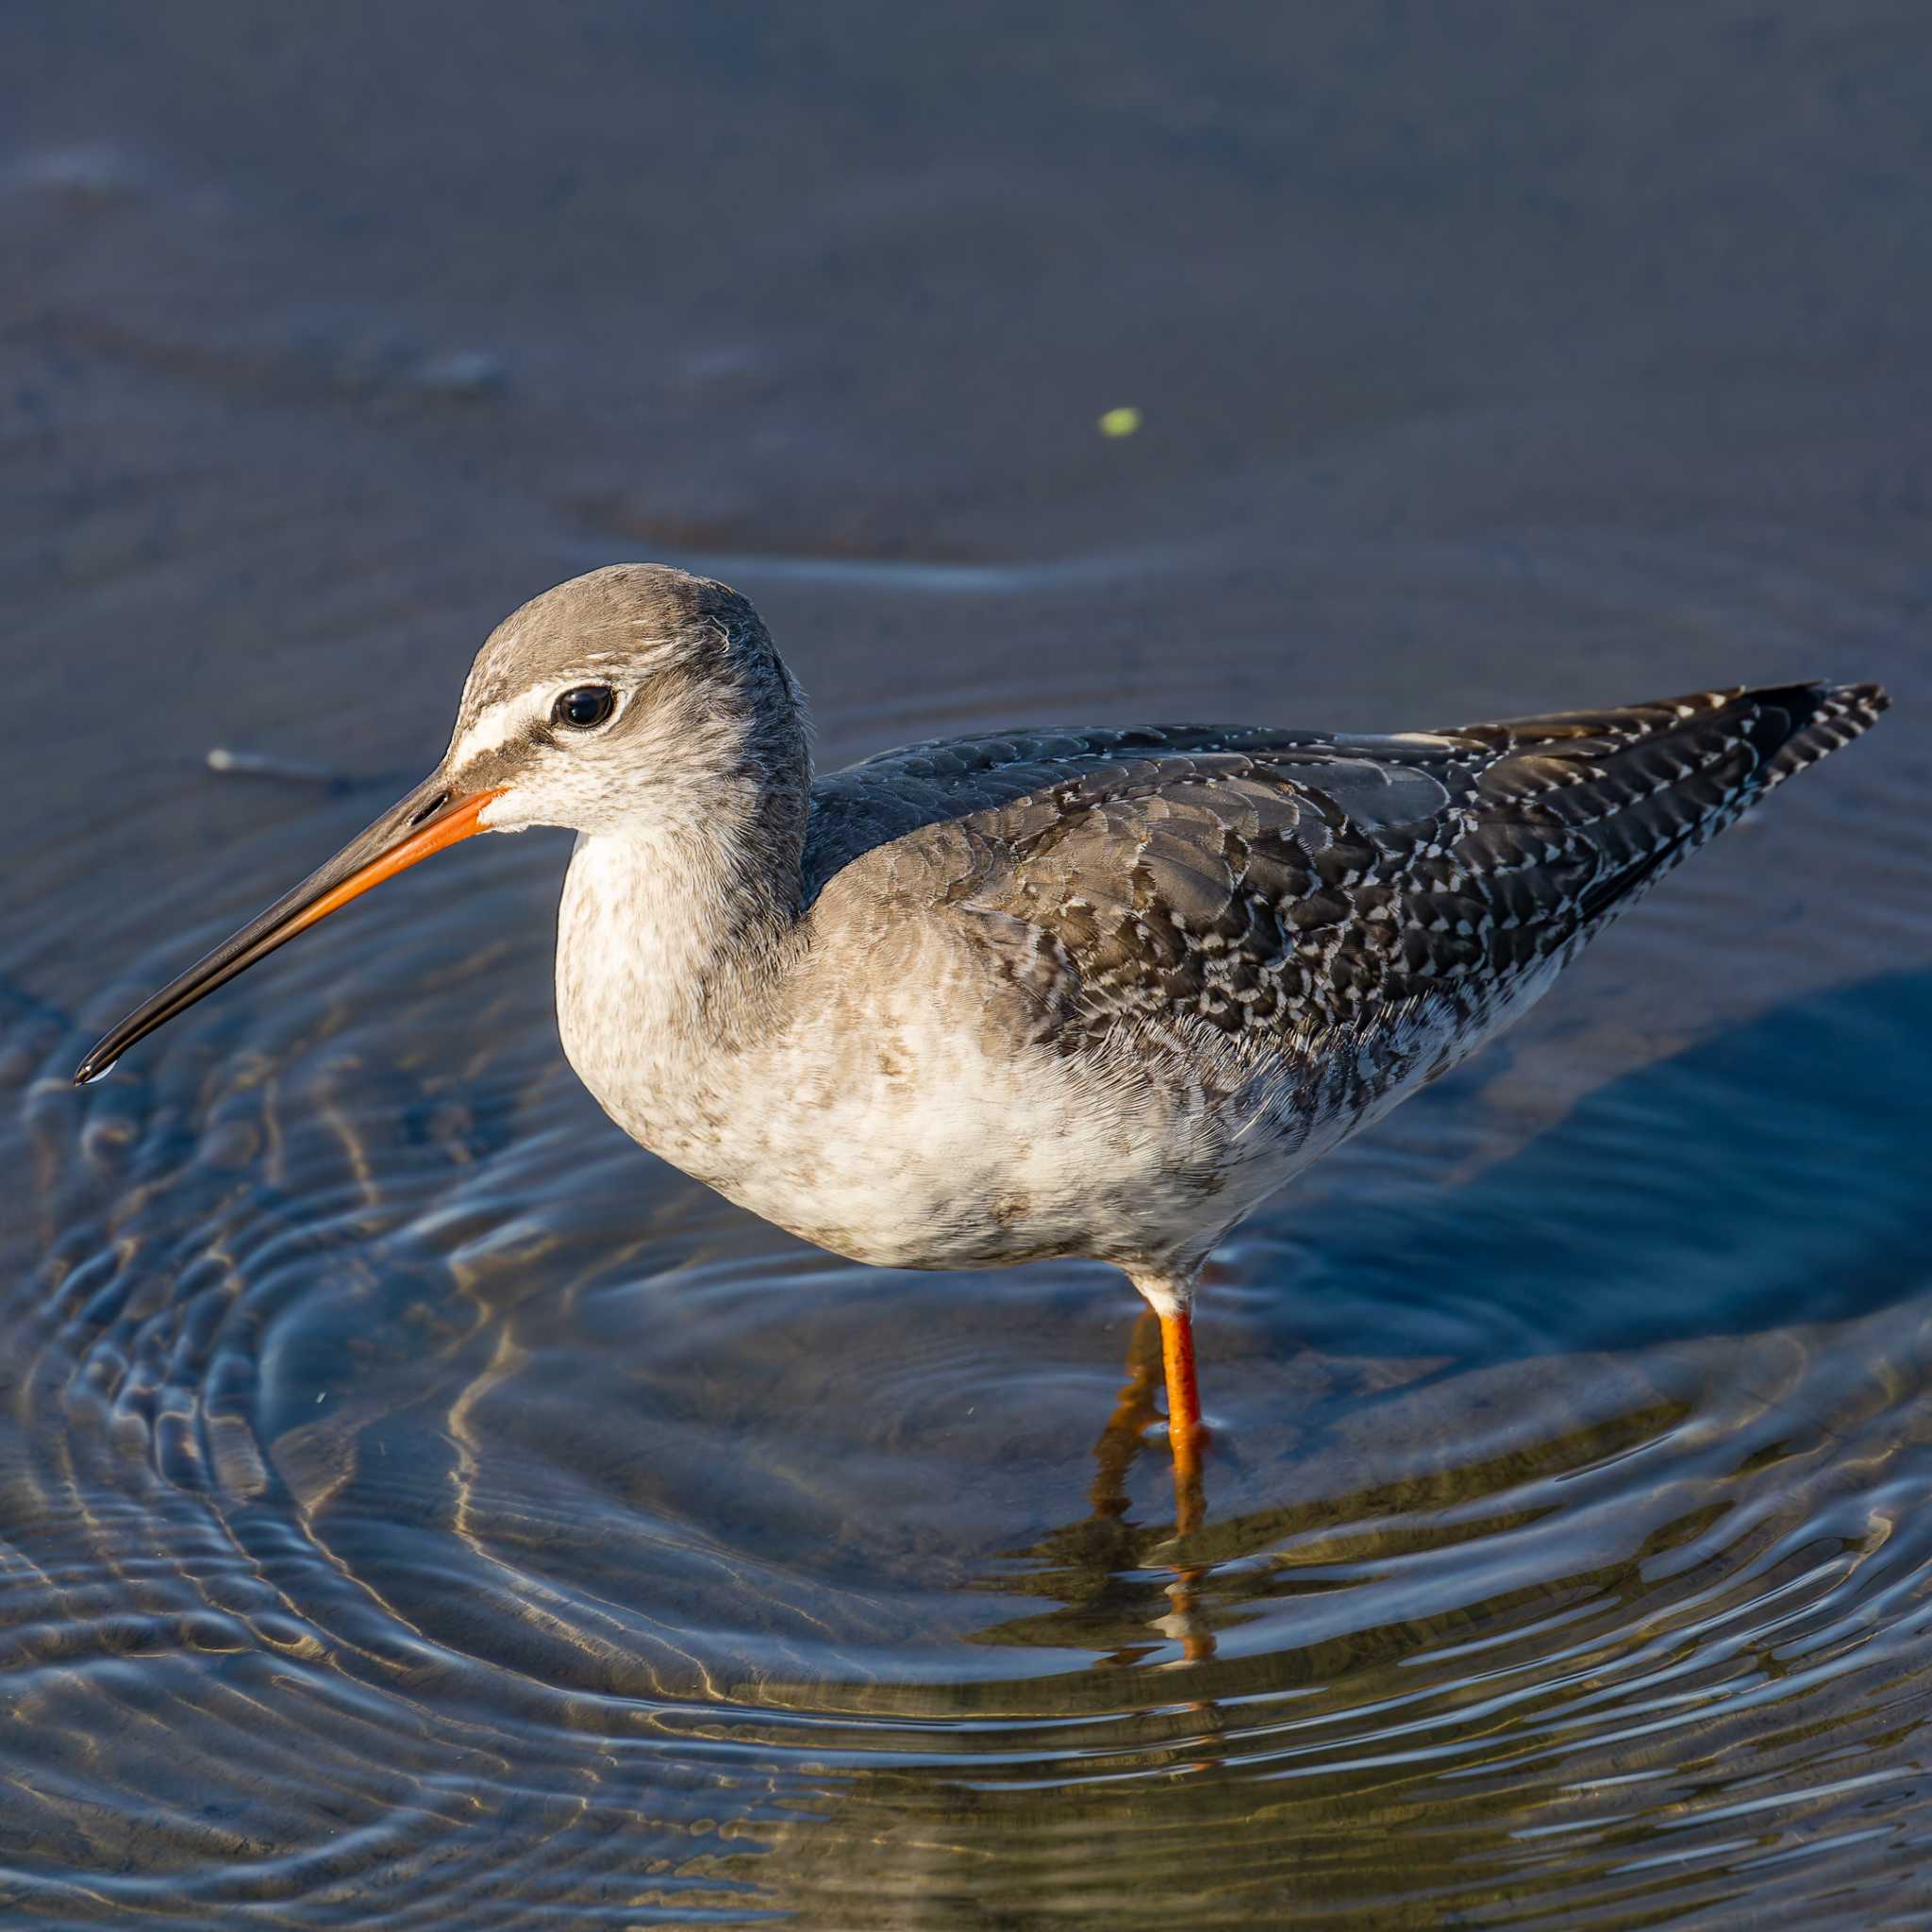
{"left": 75, "top": 565, "right": 1889, "bottom": 1520}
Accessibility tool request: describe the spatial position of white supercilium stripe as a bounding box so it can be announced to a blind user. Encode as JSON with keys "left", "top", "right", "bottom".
{"left": 451, "top": 696, "right": 528, "bottom": 766}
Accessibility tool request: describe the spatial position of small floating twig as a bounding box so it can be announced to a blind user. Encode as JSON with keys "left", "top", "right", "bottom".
{"left": 206, "top": 747, "right": 357, "bottom": 793}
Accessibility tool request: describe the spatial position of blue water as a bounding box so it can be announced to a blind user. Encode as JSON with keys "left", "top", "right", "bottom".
{"left": 4, "top": 5, "right": 1931, "bottom": 1924}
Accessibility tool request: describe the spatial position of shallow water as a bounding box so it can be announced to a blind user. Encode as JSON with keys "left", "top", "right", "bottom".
{"left": 6, "top": 5, "right": 1932, "bottom": 1925}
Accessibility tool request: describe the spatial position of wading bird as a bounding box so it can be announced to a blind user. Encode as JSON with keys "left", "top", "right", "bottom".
{"left": 76, "top": 565, "right": 1888, "bottom": 1524}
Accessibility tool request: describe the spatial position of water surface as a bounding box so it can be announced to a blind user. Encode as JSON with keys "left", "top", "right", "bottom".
{"left": 5, "top": 5, "right": 1932, "bottom": 1924}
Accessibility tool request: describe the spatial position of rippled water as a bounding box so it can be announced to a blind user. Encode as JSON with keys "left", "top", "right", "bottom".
{"left": 7, "top": 6, "right": 1932, "bottom": 1925}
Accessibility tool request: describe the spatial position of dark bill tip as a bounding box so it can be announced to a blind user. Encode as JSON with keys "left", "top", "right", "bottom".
{"left": 72, "top": 781, "right": 504, "bottom": 1086}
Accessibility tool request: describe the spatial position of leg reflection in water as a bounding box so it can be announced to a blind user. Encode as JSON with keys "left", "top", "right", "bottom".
{"left": 1090, "top": 1309, "right": 1164, "bottom": 1523}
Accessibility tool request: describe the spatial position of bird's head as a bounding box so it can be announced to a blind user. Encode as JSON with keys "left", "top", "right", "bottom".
{"left": 74, "top": 563, "right": 806, "bottom": 1084}
{"left": 447, "top": 562, "right": 803, "bottom": 839}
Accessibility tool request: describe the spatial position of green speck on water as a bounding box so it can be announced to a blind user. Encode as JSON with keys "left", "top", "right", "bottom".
{"left": 1097, "top": 405, "right": 1141, "bottom": 438}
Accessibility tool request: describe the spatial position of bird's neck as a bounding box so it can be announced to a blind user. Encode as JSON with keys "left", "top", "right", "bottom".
{"left": 554, "top": 775, "right": 810, "bottom": 1141}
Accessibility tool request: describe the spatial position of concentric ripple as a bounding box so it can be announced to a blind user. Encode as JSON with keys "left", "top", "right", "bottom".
{"left": 3, "top": 752, "right": 1930, "bottom": 1926}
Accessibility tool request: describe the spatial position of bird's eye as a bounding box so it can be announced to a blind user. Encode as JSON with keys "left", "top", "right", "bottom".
{"left": 552, "top": 684, "right": 616, "bottom": 730}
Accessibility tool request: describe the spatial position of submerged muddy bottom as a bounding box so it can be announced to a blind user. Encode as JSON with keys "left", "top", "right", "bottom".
{"left": 7, "top": 4, "right": 1932, "bottom": 1924}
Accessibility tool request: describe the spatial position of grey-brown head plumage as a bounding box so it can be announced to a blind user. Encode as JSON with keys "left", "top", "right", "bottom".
{"left": 449, "top": 563, "right": 810, "bottom": 861}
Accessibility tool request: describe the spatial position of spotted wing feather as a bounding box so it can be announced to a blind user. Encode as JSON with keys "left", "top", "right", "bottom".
{"left": 830, "top": 682, "right": 1886, "bottom": 1056}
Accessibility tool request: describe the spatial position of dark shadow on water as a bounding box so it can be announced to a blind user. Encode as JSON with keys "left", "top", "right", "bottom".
{"left": 1266, "top": 965, "right": 1932, "bottom": 1364}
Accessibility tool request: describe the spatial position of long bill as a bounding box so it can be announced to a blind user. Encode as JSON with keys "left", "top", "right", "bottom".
{"left": 73, "top": 776, "right": 506, "bottom": 1086}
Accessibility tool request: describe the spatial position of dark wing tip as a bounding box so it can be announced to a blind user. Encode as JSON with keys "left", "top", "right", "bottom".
{"left": 1767, "top": 677, "right": 1888, "bottom": 717}
{"left": 1751, "top": 678, "right": 1890, "bottom": 782}
{"left": 1826, "top": 678, "right": 1890, "bottom": 719}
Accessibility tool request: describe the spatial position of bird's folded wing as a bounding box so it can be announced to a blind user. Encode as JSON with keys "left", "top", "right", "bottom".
{"left": 813, "top": 684, "right": 1884, "bottom": 1047}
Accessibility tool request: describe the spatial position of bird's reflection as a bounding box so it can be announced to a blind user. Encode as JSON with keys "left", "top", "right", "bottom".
{"left": 1089, "top": 1307, "right": 1164, "bottom": 1524}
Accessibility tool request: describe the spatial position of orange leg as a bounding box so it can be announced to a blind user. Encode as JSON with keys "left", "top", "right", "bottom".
{"left": 1159, "top": 1304, "right": 1206, "bottom": 1540}
{"left": 1156, "top": 1301, "right": 1216, "bottom": 1670}
{"left": 1122, "top": 1274, "right": 1217, "bottom": 1669}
